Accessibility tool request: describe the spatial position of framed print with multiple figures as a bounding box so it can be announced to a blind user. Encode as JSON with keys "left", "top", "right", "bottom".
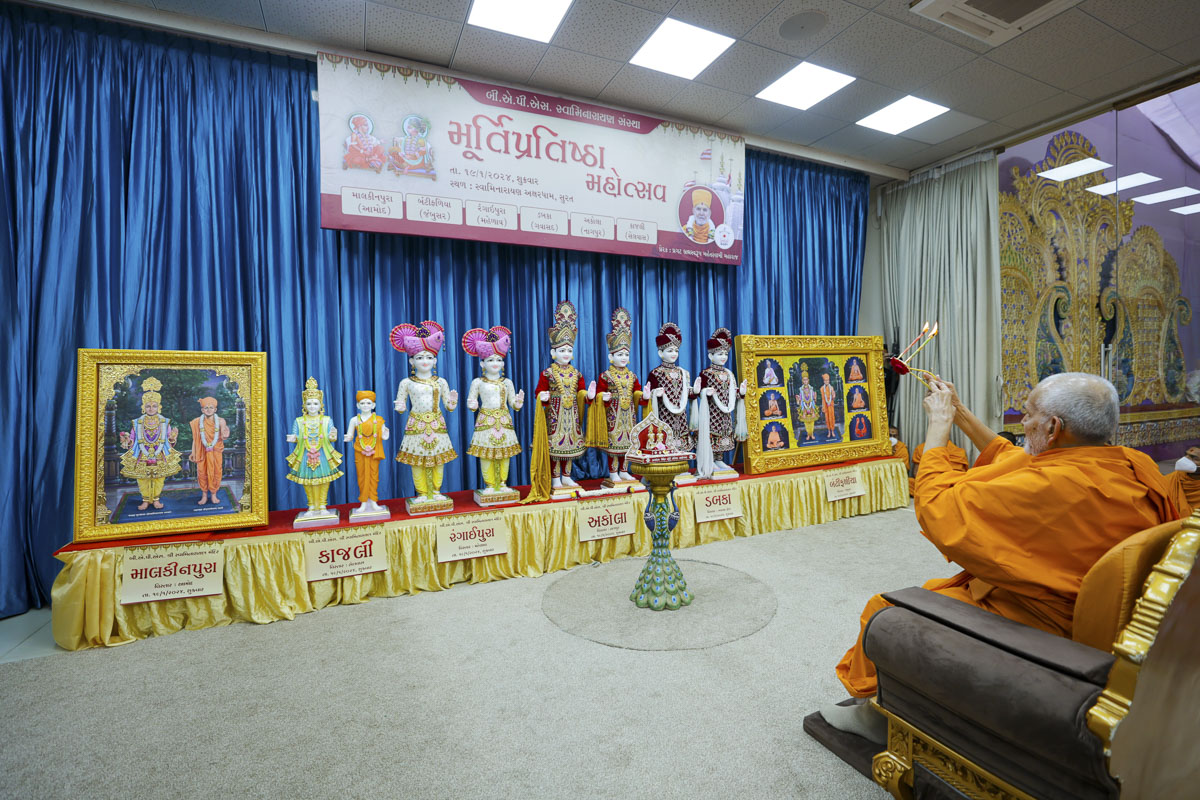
{"left": 74, "top": 349, "right": 269, "bottom": 543}
{"left": 734, "top": 335, "right": 890, "bottom": 475}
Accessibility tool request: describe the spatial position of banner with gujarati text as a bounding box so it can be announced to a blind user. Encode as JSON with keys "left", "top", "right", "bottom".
{"left": 121, "top": 541, "right": 224, "bottom": 604}
{"left": 436, "top": 510, "right": 511, "bottom": 563}
{"left": 303, "top": 528, "right": 389, "bottom": 582}
{"left": 823, "top": 466, "right": 866, "bottom": 501}
{"left": 692, "top": 483, "right": 744, "bottom": 524}
{"left": 577, "top": 494, "right": 638, "bottom": 542}
{"left": 318, "top": 53, "right": 744, "bottom": 265}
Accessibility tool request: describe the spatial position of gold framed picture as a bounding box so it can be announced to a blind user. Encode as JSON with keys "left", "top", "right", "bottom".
{"left": 734, "top": 335, "right": 891, "bottom": 475}
{"left": 74, "top": 349, "right": 269, "bottom": 543}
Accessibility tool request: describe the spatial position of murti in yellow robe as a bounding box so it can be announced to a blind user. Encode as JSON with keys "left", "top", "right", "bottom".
{"left": 837, "top": 436, "right": 1179, "bottom": 698}
{"left": 119, "top": 377, "right": 182, "bottom": 509}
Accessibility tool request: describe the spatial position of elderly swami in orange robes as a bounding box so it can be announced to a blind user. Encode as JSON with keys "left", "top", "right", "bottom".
{"left": 908, "top": 439, "right": 967, "bottom": 495}
{"left": 1164, "top": 445, "right": 1200, "bottom": 515}
{"left": 823, "top": 372, "right": 1178, "bottom": 740}
{"left": 189, "top": 397, "right": 230, "bottom": 505}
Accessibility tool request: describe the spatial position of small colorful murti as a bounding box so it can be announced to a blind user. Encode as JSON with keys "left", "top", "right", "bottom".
{"left": 391, "top": 320, "right": 458, "bottom": 515}
{"left": 644, "top": 322, "right": 696, "bottom": 484}
{"left": 119, "top": 377, "right": 183, "bottom": 511}
{"left": 285, "top": 377, "right": 344, "bottom": 527}
{"left": 344, "top": 390, "right": 390, "bottom": 521}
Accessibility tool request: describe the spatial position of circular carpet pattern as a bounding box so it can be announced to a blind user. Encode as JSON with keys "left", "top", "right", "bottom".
{"left": 541, "top": 558, "right": 777, "bottom": 651}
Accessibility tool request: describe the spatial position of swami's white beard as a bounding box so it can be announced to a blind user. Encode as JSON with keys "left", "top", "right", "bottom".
{"left": 1024, "top": 427, "right": 1049, "bottom": 456}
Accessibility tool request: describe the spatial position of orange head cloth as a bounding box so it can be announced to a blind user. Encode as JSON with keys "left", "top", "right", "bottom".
{"left": 356, "top": 390, "right": 376, "bottom": 403}
{"left": 199, "top": 396, "right": 217, "bottom": 410}
{"left": 691, "top": 188, "right": 712, "bottom": 207}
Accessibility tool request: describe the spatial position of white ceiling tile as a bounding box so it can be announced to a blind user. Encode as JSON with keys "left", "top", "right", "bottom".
{"left": 620, "top": 0, "right": 677, "bottom": 12}
{"left": 551, "top": 0, "right": 664, "bottom": 61}
{"left": 810, "top": 123, "right": 894, "bottom": 156}
{"left": 261, "top": 0, "right": 365, "bottom": 50}
{"left": 528, "top": 47, "right": 623, "bottom": 98}
{"left": 596, "top": 63, "right": 691, "bottom": 109}
{"left": 366, "top": 4, "right": 461, "bottom": 66}
{"left": 856, "top": 135, "right": 929, "bottom": 165}
{"left": 1164, "top": 35, "right": 1200, "bottom": 66}
{"left": 988, "top": 10, "right": 1154, "bottom": 90}
{"left": 995, "top": 91, "right": 1087, "bottom": 131}
{"left": 901, "top": 109, "right": 987, "bottom": 145}
{"left": 694, "top": 41, "right": 798, "bottom": 96}
{"left": 719, "top": 98, "right": 802, "bottom": 136}
{"left": 766, "top": 110, "right": 846, "bottom": 145}
{"left": 452, "top": 25, "right": 546, "bottom": 85}
{"left": 153, "top": 0, "right": 263, "bottom": 28}
{"left": 742, "top": 0, "right": 870, "bottom": 59}
{"left": 1070, "top": 53, "right": 1185, "bottom": 101}
{"left": 806, "top": 12, "right": 976, "bottom": 92}
{"left": 932, "top": 120, "right": 1011, "bottom": 156}
{"left": 919, "top": 58, "right": 1059, "bottom": 120}
{"left": 806, "top": 78, "right": 903, "bottom": 122}
{"left": 892, "top": 146, "right": 943, "bottom": 170}
{"left": 871, "top": 0, "right": 992, "bottom": 54}
{"left": 1080, "top": 0, "right": 1200, "bottom": 50}
{"left": 663, "top": 81, "right": 749, "bottom": 125}
{"left": 371, "top": 0, "right": 471, "bottom": 22}
{"left": 668, "top": 0, "right": 783, "bottom": 38}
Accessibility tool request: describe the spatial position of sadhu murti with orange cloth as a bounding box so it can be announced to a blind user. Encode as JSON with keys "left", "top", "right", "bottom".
{"left": 189, "top": 397, "right": 230, "bottom": 505}
{"left": 347, "top": 390, "right": 388, "bottom": 506}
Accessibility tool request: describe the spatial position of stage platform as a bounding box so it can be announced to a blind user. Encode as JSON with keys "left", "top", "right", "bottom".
{"left": 51, "top": 457, "right": 908, "bottom": 651}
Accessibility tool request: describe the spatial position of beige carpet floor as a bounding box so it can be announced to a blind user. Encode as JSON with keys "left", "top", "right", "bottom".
{"left": 0, "top": 505, "right": 957, "bottom": 800}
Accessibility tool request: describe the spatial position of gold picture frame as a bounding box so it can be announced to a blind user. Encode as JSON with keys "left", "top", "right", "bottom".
{"left": 74, "top": 349, "right": 269, "bottom": 543}
{"left": 735, "top": 335, "right": 891, "bottom": 475}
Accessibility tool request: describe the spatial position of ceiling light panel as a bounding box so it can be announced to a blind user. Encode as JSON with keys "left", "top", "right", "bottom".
{"left": 1170, "top": 203, "right": 1200, "bottom": 215}
{"left": 1132, "top": 186, "right": 1200, "bottom": 205}
{"left": 467, "top": 0, "right": 572, "bottom": 43}
{"left": 1036, "top": 158, "right": 1112, "bottom": 182}
{"left": 1085, "top": 173, "right": 1161, "bottom": 196}
{"left": 756, "top": 62, "right": 856, "bottom": 112}
{"left": 630, "top": 18, "right": 735, "bottom": 80}
{"left": 856, "top": 96, "right": 949, "bottom": 135}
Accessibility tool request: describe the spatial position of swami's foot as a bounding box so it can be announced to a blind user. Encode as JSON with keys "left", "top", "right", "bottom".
{"left": 137, "top": 501, "right": 150, "bottom": 511}
{"left": 819, "top": 700, "right": 887, "bottom": 744}
{"left": 152, "top": 500, "right": 164, "bottom": 509}
{"left": 198, "top": 494, "right": 208, "bottom": 505}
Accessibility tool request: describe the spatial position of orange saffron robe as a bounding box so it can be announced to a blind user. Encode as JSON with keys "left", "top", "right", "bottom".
{"left": 891, "top": 441, "right": 910, "bottom": 472}
{"left": 353, "top": 414, "right": 386, "bottom": 502}
{"left": 837, "top": 436, "right": 1178, "bottom": 698}
{"left": 1163, "top": 470, "right": 1200, "bottom": 516}
{"left": 908, "top": 440, "right": 967, "bottom": 496}
{"left": 190, "top": 415, "right": 229, "bottom": 492}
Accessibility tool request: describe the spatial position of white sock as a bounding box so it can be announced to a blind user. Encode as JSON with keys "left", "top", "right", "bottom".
{"left": 819, "top": 701, "right": 887, "bottom": 744}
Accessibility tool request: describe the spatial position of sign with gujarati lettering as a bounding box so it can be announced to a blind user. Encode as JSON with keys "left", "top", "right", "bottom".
{"left": 120, "top": 541, "right": 224, "bottom": 604}
{"left": 436, "top": 510, "right": 510, "bottom": 563}
{"left": 823, "top": 465, "right": 866, "bottom": 501}
{"left": 303, "top": 528, "right": 388, "bottom": 582}
{"left": 577, "top": 495, "right": 637, "bottom": 542}
{"left": 317, "top": 52, "right": 744, "bottom": 266}
{"left": 692, "top": 483, "right": 744, "bottom": 524}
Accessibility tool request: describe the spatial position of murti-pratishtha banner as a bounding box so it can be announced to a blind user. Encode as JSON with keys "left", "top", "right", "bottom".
{"left": 317, "top": 53, "right": 745, "bottom": 266}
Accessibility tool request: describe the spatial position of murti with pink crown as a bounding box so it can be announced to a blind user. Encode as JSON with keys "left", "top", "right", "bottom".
{"left": 462, "top": 325, "right": 525, "bottom": 507}
{"left": 390, "top": 320, "right": 459, "bottom": 515}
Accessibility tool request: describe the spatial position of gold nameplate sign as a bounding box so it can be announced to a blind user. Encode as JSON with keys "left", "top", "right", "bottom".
{"left": 577, "top": 495, "right": 637, "bottom": 542}
{"left": 436, "top": 510, "right": 510, "bottom": 563}
{"left": 120, "top": 541, "right": 224, "bottom": 604}
{"left": 823, "top": 466, "right": 866, "bottom": 502}
{"left": 692, "top": 483, "right": 744, "bottom": 524}
{"left": 303, "top": 528, "right": 388, "bottom": 582}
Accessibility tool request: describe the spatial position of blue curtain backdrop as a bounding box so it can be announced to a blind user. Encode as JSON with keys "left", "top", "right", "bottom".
{"left": 0, "top": 5, "right": 868, "bottom": 618}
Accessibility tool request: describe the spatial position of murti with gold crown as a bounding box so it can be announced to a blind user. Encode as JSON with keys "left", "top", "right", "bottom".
{"left": 343, "top": 389, "right": 390, "bottom": 521}
{"left": 462, "top": 325, "right": 524, "bottom": 507}
{"left": 589, "top": 308, "right": 645, "bottom": 490}
{"left": 528, "top": 300, "right": 596, "bottom": 501}
{"left": 285, "top": 377, "right": 343, "bottom": 527}
{"left": 118, "top": 376, "right": 182, "bottom": 510}
{"left": 391, "top": 320, "right": 458, "bottom": 515}
{"left": 795, "top": 361, "right": 821, "bottom": 444}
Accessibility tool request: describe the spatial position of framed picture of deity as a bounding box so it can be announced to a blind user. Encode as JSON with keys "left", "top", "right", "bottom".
{"left": 73, "top": 349, "right": 269, "bottom": 543}
{"left": 734, "top": 335, "right": 891, "bottom": 475}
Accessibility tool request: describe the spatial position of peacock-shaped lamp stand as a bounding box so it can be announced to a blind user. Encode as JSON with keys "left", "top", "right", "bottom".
{"left": 626, "top": 413, "right": 695, "bottom": 611}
